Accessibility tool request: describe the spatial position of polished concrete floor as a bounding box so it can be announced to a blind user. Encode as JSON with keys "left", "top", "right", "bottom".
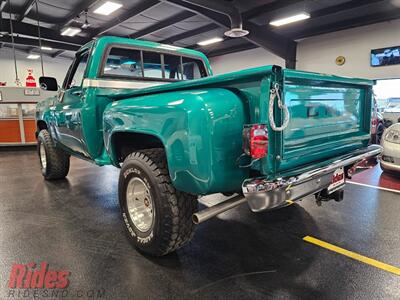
{"left": 0, "top": 149, "right": 399, "bottom": 299}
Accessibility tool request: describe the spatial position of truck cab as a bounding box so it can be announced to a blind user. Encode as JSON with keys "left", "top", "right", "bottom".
{"left": 37, "top": 37, "right": 211, "bottom": 162}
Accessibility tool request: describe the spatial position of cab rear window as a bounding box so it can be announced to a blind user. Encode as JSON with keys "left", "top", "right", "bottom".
{"left": 102, "top": 47, "right": 207, "bottom": 81}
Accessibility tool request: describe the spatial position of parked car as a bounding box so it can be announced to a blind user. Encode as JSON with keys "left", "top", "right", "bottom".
{"left": 380, "top": 123, "right": 400, "bottom": 175}
{"left": 371, "top": 97, "right": 385, "bottom": 144}
{"left": 383, "top": 97, "right": 400, "bottom": 127}
{"left": 35, "top": 36, "right": 381, "bottom": 256}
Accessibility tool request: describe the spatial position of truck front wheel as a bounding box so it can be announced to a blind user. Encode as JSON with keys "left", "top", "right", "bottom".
{"left": 119, "top": 148, "right": 198, "bottom": 256}
{"left": 37, "top": 129, "right": 70, "bottom": 180}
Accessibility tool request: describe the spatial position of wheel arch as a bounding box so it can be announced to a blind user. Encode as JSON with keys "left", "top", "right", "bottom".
{"left": 110, "top": 130, "right": 165, "bottom": 164}
{"left": 36, "top": 120, "right": 48, "bottom": 138}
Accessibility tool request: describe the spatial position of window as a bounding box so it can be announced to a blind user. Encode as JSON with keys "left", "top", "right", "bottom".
{"left": 68, "top": 52, "right": 89, "bottom": 88}
{"left": 101, "top": 46, "right": 208, "bottom": 81}
{"left": 103, "top": 48, "right": 143, "bottom": 78}
{"left": 164, "top": 54, "right": 182, "bottom": 80}
{"left": 0, "top": 104, "right": 18, "bottom": 118}
{"left": 143, "top": 51, "right": 162, "bottom": 79}
{"left": 181, "top": 57, "right": 207, "bottom": 80}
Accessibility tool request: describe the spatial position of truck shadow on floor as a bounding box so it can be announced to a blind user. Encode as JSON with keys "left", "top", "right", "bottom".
{"left": 144, "top": 203, "right": 324, "bottom": 299}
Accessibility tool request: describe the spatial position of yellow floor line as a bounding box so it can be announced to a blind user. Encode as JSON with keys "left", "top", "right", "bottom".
{"left": 303, "top": 236, "right": 400, "bottom": 276}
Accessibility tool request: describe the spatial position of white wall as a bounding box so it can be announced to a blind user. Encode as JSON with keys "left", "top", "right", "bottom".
{"left": 297, "top": 19, "right": 400, "bottom": 79}
{"left": 209, "top": 47, "right": 285, "bottom": 75}
{"left": 0, "top": 48, "right": 72, "bottom": 86}
{"left": 210, "top": 19, "right": 400, "bottom": 80}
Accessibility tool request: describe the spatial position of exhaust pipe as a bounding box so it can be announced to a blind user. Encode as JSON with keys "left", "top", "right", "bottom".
{"left": 193, "top": 194, "right": 247, "bottom": 224}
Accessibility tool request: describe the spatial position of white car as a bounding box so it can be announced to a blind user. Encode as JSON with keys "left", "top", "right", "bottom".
{"left": 380, "top": 123, "right": 400, "bottom": 174}
{"left": 382, "top": 98, "right": 400, "bottom": 127}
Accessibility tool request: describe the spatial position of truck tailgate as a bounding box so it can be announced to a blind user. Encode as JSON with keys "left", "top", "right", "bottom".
{"left": 276, "top": 69, "right": 373, "bottom": 174}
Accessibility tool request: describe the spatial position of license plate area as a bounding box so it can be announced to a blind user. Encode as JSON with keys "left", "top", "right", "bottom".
{"left": 328, "top": 167, "right": 345, "bottom": 193}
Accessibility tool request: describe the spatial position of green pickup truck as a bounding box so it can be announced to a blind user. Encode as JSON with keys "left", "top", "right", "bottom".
{"left": 36, "top": 36, "right": 381, "bottom": 256}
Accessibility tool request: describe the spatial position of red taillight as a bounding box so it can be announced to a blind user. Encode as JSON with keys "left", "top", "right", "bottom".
{"left": 243, "top": 124, "right": 268, "bottom": 159}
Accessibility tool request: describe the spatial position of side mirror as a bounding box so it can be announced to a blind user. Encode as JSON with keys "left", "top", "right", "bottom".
{"left": 39, "top": 76, "right": 58, "bottom": 91}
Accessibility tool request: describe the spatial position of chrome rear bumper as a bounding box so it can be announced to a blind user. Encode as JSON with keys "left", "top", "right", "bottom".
{"left": 242, "top": 145, "right": 382, "bottom": 212}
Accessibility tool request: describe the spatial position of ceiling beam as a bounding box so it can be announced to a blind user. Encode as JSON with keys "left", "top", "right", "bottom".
{"left": 3, "top": 1, "right": 93, "bottom": 25}
{"left": 163, "top": 0, "right": 297, "bottom": 68}
{"left": 243, "top": 0, "right": 386, "bottom": 22}
{"left": 51, "top": 50, "right": 65, "bottom": 58}
{"left": 2, "top": 20, "right": 88, "bottom": 46}
{"left": 129, "top": 10, "right": 195, "bottom": 39}
{"left": 291, "top": 8, "right": 400, "bottom": 39}
{"left": 17, "top": 0, "right": 35, "bottom": 22}
{"left": 243, "top": 0, "right": 303, "bottom": 20}
{"left": 59, "top": 0, "right": 99, "bottom": 28}
{"left": 160, "top": 23, "right": 219, "bottom": 44}
{"left": 0, "top": 43, "right": 71, "bottom": 60}
{"left": 309, "top": 0, "right": 386, "bottom": 20}
{"left": 206, "top": 42, "right": 257, "bottom": 57}
{"left": 0, "top": 36, "right": 80, "bottom": 51}
{"left": 93, "top": 0, "right": 159, "bottom": 36}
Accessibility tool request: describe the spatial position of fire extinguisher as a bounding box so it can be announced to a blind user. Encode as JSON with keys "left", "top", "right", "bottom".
{"left": 26, "top": 69, "right": 37, "bottom": 87}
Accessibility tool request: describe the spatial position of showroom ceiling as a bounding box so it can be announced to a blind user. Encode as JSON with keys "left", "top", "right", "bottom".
{"left": 0, "top": 0, "right": 399, "bottom": 63}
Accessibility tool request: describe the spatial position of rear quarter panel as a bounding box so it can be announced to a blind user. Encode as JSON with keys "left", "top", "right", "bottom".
{"left": 103, "top": 88, "right": 249, "bottom": 195}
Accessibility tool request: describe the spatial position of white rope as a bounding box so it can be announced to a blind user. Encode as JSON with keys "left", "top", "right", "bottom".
{"left": 35, "top": 0, "right": 44, "bottom": 76}
{"left": 8, "top": 0, "right": 21, "bottom": 86}
{"left": 269, "top": 82, "right": 290, "bottom": 131}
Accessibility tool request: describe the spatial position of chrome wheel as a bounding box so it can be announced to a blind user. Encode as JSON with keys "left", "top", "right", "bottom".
{"left": 126, "top": 177, "right": 154, "bottom": 232}
{"left": 39, "top": 143, "right": 47, "bottom": 170}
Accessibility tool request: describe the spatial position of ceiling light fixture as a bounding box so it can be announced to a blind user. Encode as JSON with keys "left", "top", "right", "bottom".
{"left": 197, "top": 37, "right": 224, "bottom": 46}
{"left": 61, "top": 27, "right": 82, "bottom": 37}
{"left": 224, "top": 27, "right": 249, "bottom": 38}
{"left": 41, "top": 46, "right": 53, "bottom": 51}
{"left": 94, "top": 1, "right": 123, "bottom": 16}
{"left": 27, "top": 54, "right": 40, "bottom": 59}
{"left": 269, "top": 13, "right": 310, "bottom": 27}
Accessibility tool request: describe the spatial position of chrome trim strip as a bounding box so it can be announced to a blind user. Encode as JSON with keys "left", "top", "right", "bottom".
{"left": 82, "top": 79, "right": 167, "bottom": 89}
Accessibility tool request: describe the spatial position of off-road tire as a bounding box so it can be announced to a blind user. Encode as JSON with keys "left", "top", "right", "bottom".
{"left": 37, "top": 129, "right": 70, "bottom": 180}
{"left": 119, "top": 148, "right": 198, "bottom": 256}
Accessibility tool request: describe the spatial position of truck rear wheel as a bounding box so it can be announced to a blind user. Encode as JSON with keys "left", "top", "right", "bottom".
{"left": 37, "top": 129, "right": 70, "bottom": 180}
{"left": 119, "top": 148, "right": 198, "bottom": 256}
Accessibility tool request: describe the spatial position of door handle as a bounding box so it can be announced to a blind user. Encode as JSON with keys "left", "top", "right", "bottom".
{"left": 72, "top": 91, "right": 82, "bottom": 97}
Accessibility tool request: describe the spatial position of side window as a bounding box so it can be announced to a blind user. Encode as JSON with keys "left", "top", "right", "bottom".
{"left": 67, "top": 52, "right": 89, "bottom": 89}
{"left": 103, "top": 47, "right": 142, "bottom": 78}
{"left": 142, "top": 51, "right": 162, "bottom": 79}
{"left": 181, "top": 57, "right": 207, "bottom": 80}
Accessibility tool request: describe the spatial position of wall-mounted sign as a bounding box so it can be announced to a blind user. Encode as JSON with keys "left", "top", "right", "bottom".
{"left": 371, "top": 46, "right": 400, "bottom": 67}
{"left": 25, "top": 69, "right": 37, "bottom": 87}
{"left": 24, "top": 88, "right": 40, "bottom": 96}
